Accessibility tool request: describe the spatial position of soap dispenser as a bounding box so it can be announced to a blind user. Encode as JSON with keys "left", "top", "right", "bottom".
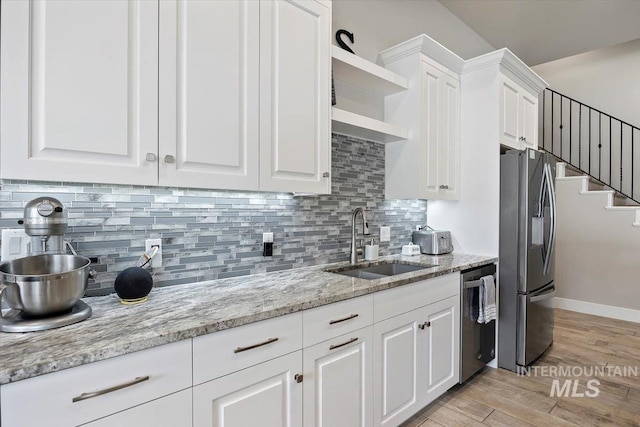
{"left": 364, "top": 238, "right": 379, "bottom": 261}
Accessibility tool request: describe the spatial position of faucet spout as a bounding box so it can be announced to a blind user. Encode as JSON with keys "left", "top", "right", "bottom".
{"left": 350, "top": 208, "right": 371, "bottom": 264}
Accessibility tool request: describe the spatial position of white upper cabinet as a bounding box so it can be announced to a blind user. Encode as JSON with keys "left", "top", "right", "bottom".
{"left": 499, "top": 74, "right": 539, "bottom": 150}
{"left": 1, "top": 0, "right": 331, "bottom": 194}
{"left": 259, "top": 0, "right": 331, "bottom": 194}
{"left": 158, "top": 0, "right": 260, "bottom": 191}
{"left": 421, "top": 61, "right": 460, "bottom": 200}
{"left": 0, "top": 0, "right": 159, "bottom": 185}
{"left": 380, "top": 35, "right": 464, "bottom": 201}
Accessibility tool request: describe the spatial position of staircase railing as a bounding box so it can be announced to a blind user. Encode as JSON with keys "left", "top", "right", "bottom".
{"left": 541, "top": 88, "right": 639, "bottom": 204}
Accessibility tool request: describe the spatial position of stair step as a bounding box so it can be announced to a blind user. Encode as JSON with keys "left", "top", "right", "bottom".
{"left": 614, "top": 193, "right": 640, "bottom": 207}
{"left": 605, "top": 205, "right": 640, "bottom": 211}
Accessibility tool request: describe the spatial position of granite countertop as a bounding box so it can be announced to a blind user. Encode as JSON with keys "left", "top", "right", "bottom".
{"left": 0, "top": 252, "right": 496, "bottom": 385}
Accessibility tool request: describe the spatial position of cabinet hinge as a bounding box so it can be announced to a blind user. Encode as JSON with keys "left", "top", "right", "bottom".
{"left": 294, "top": 374, "right": 303, "bottom": 383}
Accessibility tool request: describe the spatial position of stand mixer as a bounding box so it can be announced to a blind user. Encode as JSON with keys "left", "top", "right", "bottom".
{"left": 0, "top": 197, "right": 93, "bottom": 332}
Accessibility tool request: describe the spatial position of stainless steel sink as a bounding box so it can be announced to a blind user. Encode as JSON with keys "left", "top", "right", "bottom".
{"left": 327, "top": 261, "right": 437, "bottom": 280}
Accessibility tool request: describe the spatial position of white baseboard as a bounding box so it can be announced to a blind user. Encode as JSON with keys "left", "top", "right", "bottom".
{"left": 555, "top": 297, "right": 640, "bottom": 323}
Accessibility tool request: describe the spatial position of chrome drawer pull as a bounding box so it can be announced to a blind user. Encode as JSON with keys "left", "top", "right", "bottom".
{"left": 72, "top": 376, "right": 150, "bottom": 403}
{"left": 328, "top": 313, "right": 359, "bottom": 325}
{"left": 329, "top": 337, "right": 358, "bottom": 351}
{"left": 234, "top": 337, "right": 279, "bottom": 353}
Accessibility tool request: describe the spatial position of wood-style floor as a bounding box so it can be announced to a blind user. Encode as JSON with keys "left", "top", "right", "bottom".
{"left": 402, "top": 309, "right": 640, "bottom": 427}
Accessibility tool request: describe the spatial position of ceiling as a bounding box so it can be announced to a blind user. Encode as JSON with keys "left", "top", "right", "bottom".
{"left": 439, "top": 0, "right": 640, "bottom": 66}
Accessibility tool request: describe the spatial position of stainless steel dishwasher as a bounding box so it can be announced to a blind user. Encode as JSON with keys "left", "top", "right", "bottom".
{"left": 460, "top": 263, "right": 496, "bottom": 383}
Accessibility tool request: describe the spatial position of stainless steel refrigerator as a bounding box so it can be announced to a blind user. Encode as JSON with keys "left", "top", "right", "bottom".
{"left": 498, "top": 148, "right": 556, "bottom": 372}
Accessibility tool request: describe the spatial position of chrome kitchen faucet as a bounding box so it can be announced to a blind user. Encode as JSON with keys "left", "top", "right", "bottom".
{"left": 350, "top": 208, "right": 370, "bottom": 264}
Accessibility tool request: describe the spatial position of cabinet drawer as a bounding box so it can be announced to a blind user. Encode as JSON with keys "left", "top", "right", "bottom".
{"left": 82, "top": 389, "right": 192, "bottom": 427}
{"left": 302, "top": 294, "right": 373, "bottom": 347}
{"left": 193, "top": 312, "right": 302, "bottom": 385}
{"left": 0, "top": 340, "right": 192, "bottom": 427}
{"left": 374, "top": 273, "right": 460, "bottom": 322}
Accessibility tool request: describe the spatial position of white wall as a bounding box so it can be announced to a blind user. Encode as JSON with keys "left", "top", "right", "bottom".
{"left": 332, "top": 0, "right": 495, "bottom": 63}
{"left": 555, "top": 177, "right": 640, "bottom": 312}
{"left": 533, "top": 38, "right": 640, "bottom": 127}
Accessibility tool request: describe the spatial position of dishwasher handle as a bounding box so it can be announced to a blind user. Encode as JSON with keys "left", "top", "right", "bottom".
{"left": 463, "top": 274, "right": 495, "bottom": 289}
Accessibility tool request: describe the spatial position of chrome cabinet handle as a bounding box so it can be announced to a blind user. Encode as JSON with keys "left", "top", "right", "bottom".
{"left": 328, "top": 313, "right": 359, "bottom": 325}
{"left": 72, "top": 376, "right": 150, "bottom": 403}
{"left": 329, "top": 337, "right": 358, "bottom": 350}
{"left": 234, "top": 337, "right": 279, "bottom": 353}
{"left": 322, "top": 172, "right": 330, "bottom": 178}
{"left": 145, "top": 153, "right": 157, "bottom": 162}
{"left": 164, "top": 155, "right": 175, "bottom": 163}
{"left": 439, "top": 185, "right": 449, "bottom": 189}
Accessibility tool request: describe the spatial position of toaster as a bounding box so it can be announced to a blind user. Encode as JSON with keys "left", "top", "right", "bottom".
{"left": 412, "top": 229, "right": 453, "bottom": 255}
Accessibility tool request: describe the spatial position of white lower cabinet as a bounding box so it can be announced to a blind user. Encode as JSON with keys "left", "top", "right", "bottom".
{"left": 373, "top": 277, "right": 460, "bottom": 427}
{"left": 193, "top": 351, "right": 303, "bottom": 427}
{"left": 373, "top": 309, "right": 422, "bottom": 427}
{"left": 0, "top": 340, "right": 192, "bottom": 427}
{"left": 302, "top": 327, "right": 373, "bottom": 427}
{"left": 82, "top": 389, "right": 192, "bottom": 427}
{"left": 0, "top": 272, "right": 464, "bottom": 427}
{"left": 421, "top": 296, "right": 460, "bottom": 404}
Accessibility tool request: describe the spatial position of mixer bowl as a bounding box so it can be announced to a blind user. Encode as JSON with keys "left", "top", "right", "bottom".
{"left": 0, "top": 254, "right": 94, "bottom": 317}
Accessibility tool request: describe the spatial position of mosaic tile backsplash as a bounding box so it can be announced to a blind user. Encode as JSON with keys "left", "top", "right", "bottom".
{"left": 0, "top": 134, "right": 427, "bottom": 296}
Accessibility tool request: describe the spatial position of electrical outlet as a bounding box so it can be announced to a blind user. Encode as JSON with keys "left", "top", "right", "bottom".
{"left": 145, "top": 238, "right": 162, "bottom": 268}
{"left": 380, "top": 226, "right": 391, "bottom": 242}
{"left": 262, "top": 232, "right": 274, "bottom": 243}
{"left": 1, "top": 229, "right": 30, "bottom": 262}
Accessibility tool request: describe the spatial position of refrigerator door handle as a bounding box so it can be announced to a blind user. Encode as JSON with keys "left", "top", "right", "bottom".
{"left": 529, "top": 286, "right": 556, "bottom": 303}
{"left": 543, "top": 163, "right": 557, "bottom": 275}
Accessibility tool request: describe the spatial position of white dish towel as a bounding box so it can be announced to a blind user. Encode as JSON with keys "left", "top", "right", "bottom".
{"left": 477, "top": 274, "right": 496, "bottom": 324}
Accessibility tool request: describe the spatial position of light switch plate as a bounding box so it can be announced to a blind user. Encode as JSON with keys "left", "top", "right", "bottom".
{"left": 145, "top": 238, "right": 163, "bottom": 268}
{"left": 1, "top": 229, "right": 30, "bottom": 262}
{"left": 380, "top": 226, "right": 390, "bottom": 242}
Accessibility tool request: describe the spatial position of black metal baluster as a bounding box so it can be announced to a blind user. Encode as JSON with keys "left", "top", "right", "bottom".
{"left": 570, "top": 99, "right": 573, "bottom": 165}
{"left": 589, "top": 107, "right": 593, "bottom": 181}
{"left": 620, "top": 122, "right": 623, "bottom": 192}
{"left": 579, "top": 104, "right": 582, "bottom": 169}
{"left": 560, "top": 95, "right": 564, "bottom": 158}
{"left": 599, "top": 113, "right": 602, "bottom": 181}
{"left": 542, "top": 90, "right": 546, "bottom": 150}
{"left": 632, "top": 129, "right": 635, "bottom": 200}
{"left": 610, "top": 116, "right": 612, "bottom": 188}
{"left": 551, "top": 91, "right": 555, "bottom": 154}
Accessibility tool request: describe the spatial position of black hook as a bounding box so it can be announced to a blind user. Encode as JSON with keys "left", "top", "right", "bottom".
{"left": 336, "top": 29, "right": 355, "bottom": 54}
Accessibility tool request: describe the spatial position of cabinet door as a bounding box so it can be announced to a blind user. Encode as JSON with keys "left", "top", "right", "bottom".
{"left": 158, "top": 0, "right": 260, "bottom": 191}
{"left": 420, "top": 61, "right": 460, "bottom": 200}
{"left": 259, "top": 0, "right": 331, "bottom": 194}
{"left": 303, "top": 327, "right": 373, "bottom": 427}
{"left": 0, "top": 0, "right": 158, "bottom": 185}
{"left": 193, "top": 351, "right": 303, "bottom": 427}
{"left": 499, "top": 75, "right": 521, "bottom": 149}
{"left": 82, "top": 389, "right": 192, "bottom": 427}
{"left": 520, "top": 91, "right": 538, "bottom": 149}
{"left": 420, "top": 295, "right": 460, "bottom": 406}
{"left": 438, "top": 73, "right": 460, "bottom": 200}
{"left": 421, "top": 61, "right": 442, "bottom": 200}
{"left": 373, "top": 309, "right": 421, "bottom": 427}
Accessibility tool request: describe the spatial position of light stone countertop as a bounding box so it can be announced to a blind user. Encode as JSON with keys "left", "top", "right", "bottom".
{"left": 0, "top": 252, "right": 496, "bottom": 385}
